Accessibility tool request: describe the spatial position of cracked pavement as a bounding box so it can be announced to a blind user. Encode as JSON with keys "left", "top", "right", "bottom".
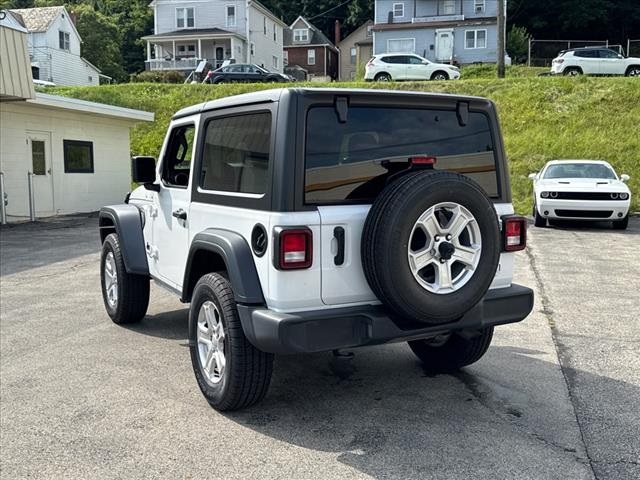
{"left": 1, "top": 215, "right": 638, "bottom": 479}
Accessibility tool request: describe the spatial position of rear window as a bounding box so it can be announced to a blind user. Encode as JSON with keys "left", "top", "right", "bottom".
{"left": 304, "top": 106, "right": 499, "bottom": 204}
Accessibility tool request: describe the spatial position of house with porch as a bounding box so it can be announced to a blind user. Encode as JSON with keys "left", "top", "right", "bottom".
{"left": 372, "top": 0, "right": 501, "bottom": 65}
{"left": 9, "top": 6, "right": 104, "bottom": 86}
{"left": 142, "top": 0, "right": 286, "bottom": 74}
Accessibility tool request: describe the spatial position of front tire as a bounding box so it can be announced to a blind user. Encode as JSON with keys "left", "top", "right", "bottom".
{"left": 408, "top": 327, "right": 494, "bottom": 373}
{"left": 625, "top": 66, "right": 640, "bottom": 77}
{"left": 613, "top": 215, "right": 629, "bottom": 230}
{"left": 431, "top": 71, "right": 449, "bottom": 81}
{"left": 564, "top": 67, "right": 583, "bottom": 76}
{"left": 533, "top": 202, "right": 547, "bottom": 227}
{"left": 189, "top": 273, "right": 274, "bottom": 411}
{"left": 100, "top": 233, "right": 150, "bottom": 324}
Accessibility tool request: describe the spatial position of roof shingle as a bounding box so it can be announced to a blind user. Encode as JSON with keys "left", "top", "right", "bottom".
{"left": 9, "top": 6, "right": 65, "bottom": 33}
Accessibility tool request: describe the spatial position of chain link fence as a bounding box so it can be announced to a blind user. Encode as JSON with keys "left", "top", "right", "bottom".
{"left": 628, "top": 40, "right": 640, "bottom": 57}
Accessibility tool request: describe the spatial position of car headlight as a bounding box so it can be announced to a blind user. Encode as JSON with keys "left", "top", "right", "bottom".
{"left": 610, "top": 193, "right": 619, "bottom": 200}
{"left": 540, "top": 191, "right": 549, "bottom": 198}
{"left": 619, "top": 192, "right": 629, "bottom": 200}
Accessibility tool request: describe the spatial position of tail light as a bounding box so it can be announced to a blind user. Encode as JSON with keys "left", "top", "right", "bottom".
{"left": 274, "top": 227, "right": 313, "bottom": 270}
{"left": 366, "top": 57, "right": 375, "bottom": 67}
{"left": 409, "top": 155, "right": 437, "bottom": 166}
{"left": 553, "top": 58, "right": 564, "bottom": 64}
{"left": 502, "top": 216, "right": 527, "bottom": 252}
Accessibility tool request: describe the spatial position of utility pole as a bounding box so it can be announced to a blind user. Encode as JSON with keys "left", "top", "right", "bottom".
{"left": 497, "top": 0, "right": 505, "bottom": 78}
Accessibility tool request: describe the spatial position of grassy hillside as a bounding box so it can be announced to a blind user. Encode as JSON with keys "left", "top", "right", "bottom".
{"left": 50, "top": 76, "right": 640, "bottom": 214}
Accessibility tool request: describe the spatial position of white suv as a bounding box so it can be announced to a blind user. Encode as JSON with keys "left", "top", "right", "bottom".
{"left": 551, "top": 47, "right": 640, "bottom": 76}
{"left": 98, "top": 88, "right": 532, "bottom": 411}
{"left": 365, "top": 53, "right": 461, "bottom": 81}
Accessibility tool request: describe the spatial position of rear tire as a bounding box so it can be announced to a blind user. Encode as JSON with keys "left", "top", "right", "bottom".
{"left": 100, "top": 233, "right": 150, "bottom": 324}
{"left": 533, "top": 202, "right": 547, "bottom": 227}
{"left": 409, "top": 327, "right": 494, "bottom": 373}
{"left": 613, "top": 215, "right": 629, "bottom": 230}
{"left": 374, "top": 72, "right": 392, "bottom": 82}
{"left": 564, "top": 67, "right": 583, "bottom": 76}
{"left": 189, "top": 273, "right": 274, "bottom": 411}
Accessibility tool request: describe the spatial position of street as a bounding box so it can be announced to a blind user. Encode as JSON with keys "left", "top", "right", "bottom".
{"left": 1, "top": 215, "right": 638, "bottom": 480}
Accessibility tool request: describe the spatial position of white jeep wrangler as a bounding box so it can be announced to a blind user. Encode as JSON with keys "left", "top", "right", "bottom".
{"left": 99, "top": 88, "right": 533, "bottom": 411}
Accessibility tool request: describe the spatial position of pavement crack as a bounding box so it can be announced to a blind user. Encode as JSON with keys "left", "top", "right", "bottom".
{"left": 525, "top": 245, "right": 599, "bottom": 479}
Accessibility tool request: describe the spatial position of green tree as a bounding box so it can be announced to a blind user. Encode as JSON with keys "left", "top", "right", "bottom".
{"left": 507, "top": 25, "right": 530, "bottom": 64}
{"left": 72, "top": 4, "right": 126, "bottom": 81}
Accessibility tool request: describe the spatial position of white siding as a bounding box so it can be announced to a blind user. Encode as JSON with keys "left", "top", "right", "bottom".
{"left": 0, "top": 102, "right": 135, "bottom": 219}
{"left": 154, "top": 0, "right": 247, "bottom": 35}
{"left": 248, "top": 4, "right": 283, "bottom": 72}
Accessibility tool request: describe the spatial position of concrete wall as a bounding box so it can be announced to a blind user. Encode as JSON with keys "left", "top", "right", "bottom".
{"left": 373, "top": 23, "right": 498, "bottom": 64}
{"left": 0, "top": 101, "right": 134, "bottom": 220}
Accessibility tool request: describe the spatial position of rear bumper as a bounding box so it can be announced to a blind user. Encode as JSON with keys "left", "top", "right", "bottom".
{"left": 238, "top": 284, "right": 534, "bottom": 355}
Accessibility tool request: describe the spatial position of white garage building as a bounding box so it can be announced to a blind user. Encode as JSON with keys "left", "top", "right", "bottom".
{"left": 1, "top": 10, "right": 153, "bottom": 223}
{"left": 1, "top": 96, "right": 153, "bottom": 221}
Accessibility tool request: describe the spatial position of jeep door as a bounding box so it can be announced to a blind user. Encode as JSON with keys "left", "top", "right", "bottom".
{"left": 151, "top": 120, "right": 197, "bottom": 288}
{"left": 599, "top": 49, "right": 625, "bottom": 75}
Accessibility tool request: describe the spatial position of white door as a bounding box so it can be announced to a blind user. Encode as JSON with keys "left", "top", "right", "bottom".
{"left": 27, "top": 132, "right": 54, "bottom": 216}
{"left": 151, "top": 121, "right": 196, "bottom": 288}
{"left": 599, "top": 49, "right": 625, "bottom": 74}
{"left": 435, "top": 30, "right": 454, "bottom": 62}
{"left": 405, "top": 55, "right": 431, "bottom": 80}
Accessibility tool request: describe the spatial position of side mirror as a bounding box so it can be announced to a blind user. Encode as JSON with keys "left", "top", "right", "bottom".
{"left": 620, "top": 174, "right": 630, "bottom": 182}
{"left": 132, "top": 156, "right": 159, "bottom": 191}
{"left": 618, "top": 54, "right": 624, "bottom": 59}
{"left": 528, "top": 173, "right": 538, "bottom": 180}
{"left": 422, "top": 60, "right": 429, "bottom": 65}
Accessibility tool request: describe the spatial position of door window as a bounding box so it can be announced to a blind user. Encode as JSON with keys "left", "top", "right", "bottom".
{"left": 31, "top": 140, "right": 46, "bottom": 175}
{"left": 162, "top": 125, "right": 195, "bottom": 188}
{"left": 408, "top": 55, "right": 425, "bottom": 64}
{"left": 599, "top": 49, "right": 620, "bottom": 58}
{"left": 200, "top": 113, "right": 272, "bottom": 194}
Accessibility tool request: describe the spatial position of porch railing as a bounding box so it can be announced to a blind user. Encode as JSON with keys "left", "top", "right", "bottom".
{"left": 145, "top": 58, "right": 203, "bottom": 71}
{"left": 412, "top": 14, "right": 464, "bottom": 23}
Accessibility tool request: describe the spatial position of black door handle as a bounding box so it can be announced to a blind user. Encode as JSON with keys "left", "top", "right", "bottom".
{"left": 334, "top": 227, "right": 345, "bottom": 266}
{"left": 172, "top": 208, "right": 187, "bottom": 221}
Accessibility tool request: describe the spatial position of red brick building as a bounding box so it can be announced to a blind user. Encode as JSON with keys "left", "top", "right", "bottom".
{"left": 284, "top": 16, "right": 338, "bottom": 81}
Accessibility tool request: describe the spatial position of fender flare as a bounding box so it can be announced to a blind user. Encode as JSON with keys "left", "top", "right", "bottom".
{"left": 99, "top": 205, "right": 149, "bottom": 276}
{"left": 183, "top": 229, "right": 265, "bottom": 305}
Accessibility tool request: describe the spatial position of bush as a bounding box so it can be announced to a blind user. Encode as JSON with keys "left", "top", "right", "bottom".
{"left": 130, "top": 70, "right": 185, "bottom": 84}
{"left": 507, "top": 25, "right": 531, "bottom": 64}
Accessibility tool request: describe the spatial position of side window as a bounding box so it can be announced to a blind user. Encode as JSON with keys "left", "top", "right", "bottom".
{"left": 408, "top": 56, "right": 423, "bottom": 64}
{"left": 162, "top": 124, "right": 195, "bottom": 188}
{"left": 200, "top": 112, "right": 272, "bottom": 194}
{"left": 599, "top": 49, "right": 619, "bottom": 58}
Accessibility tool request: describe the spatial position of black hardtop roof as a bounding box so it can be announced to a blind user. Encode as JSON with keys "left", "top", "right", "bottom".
{"left": 172, "top": 88, "right": 491, "bottom": 120}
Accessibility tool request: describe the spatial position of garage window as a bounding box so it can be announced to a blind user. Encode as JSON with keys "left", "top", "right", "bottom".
{"left": 63, "top": 140, "right": 94, "bottom": 173}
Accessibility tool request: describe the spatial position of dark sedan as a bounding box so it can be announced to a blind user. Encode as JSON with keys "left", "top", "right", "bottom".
{"left": 204, "top": 64, "right": 292, "bottom": 84}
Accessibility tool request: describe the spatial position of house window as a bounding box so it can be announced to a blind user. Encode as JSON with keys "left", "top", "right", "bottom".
{"left": 272, "top": 56, "right": 279, "bottom": 69}
{"left": 393, "top": 3, "right": 404, "bottom": 18}
{"left": 273, "top": 24, "right": 277, "bottom": 42}
{"left": 442, "top": 0, "right": 455, "bottom": 15}
{"left": 177, "top": 45, "right": 196, "bottom": 57}
{"left": 308, "top": 49, "right": 316, "bottom": 65}
{"left": 283, "top": 50, "right": 288, "bottom": 65}
{"left": 59, "top": 31, "right": 70, "bottom": 51}
{"left": 250, "top": 42, "right": 255, "bottom": 56}
{"left": 176, "top": 8, "right": 195, "bottom": 29}
{"left": 263, "top": 17, "right": 267, "bottom": 35}
{"left": 294, "top": 29, "right": 309, "bottom": 42}
{"left": 366, "top": 25, "right": 373, "bottom": 37}
{"left": 226, "top": 5, "right": 236, "bottom": 27}
{"left": 474, "top": 0, "right": 485, "bottom": 13}
{"left": 350, "top": 47, "right": 357, "bottom": 65}
{"left": 387, "top": 38, "right": 416, "bottom": 53}
{"left": 465, "top": 29, "right": 487, "bottom": 49}
{"left": 63, "top": 140, "right": 94, "bottom": 174}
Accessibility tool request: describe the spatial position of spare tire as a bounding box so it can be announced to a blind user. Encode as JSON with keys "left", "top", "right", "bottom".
{"left": 361, "top": 170, "right": 500, "bottom": 325}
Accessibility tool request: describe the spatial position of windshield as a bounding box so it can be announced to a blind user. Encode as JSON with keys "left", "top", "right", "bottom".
{"left": 543, "top": 163, "right": 617, "bottom": 180}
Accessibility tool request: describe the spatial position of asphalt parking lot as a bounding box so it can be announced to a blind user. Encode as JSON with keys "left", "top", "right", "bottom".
{"left": 1, "top": 215, "right": 638, "bottom": 480}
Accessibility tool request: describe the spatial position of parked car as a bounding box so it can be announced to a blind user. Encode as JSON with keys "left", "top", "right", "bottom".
{"left": 98, "top": 88, "right": 533, "bottom": 411}
{"left": 365, "top": 53, "right": 460, "bottom": 82}
{"left": 551, "top": 47, "right": 640, "bottom": 76}
{"left": 529, "top": 160, "right": 631, "bottom": 229}
{"left": 204, "top": 64, "right": 292, "bottom": 84}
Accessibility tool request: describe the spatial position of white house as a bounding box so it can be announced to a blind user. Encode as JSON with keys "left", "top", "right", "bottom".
{"left": 9, "top": 6, "right": 103, "bottom": 86}
{"left": 142, "top": 0, "right": 286, "bottom": 73}
{"left": 1, "top": 9, "right": 154, "bottom": 223}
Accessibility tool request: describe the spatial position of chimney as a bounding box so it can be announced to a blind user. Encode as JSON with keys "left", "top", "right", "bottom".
{"left": 69, "top": 11, "right": 77, "bottom": 26}
{"left": 334, "top": 20, "right": 341, "bottom": 46}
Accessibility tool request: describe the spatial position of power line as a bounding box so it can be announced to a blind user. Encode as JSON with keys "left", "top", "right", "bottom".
{"left": 308, "top": 0, "right": 354, "bottom": 21}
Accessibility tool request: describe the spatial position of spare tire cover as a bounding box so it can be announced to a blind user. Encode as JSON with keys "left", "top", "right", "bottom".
{"left": 361, "top": 170, "right": 501, "bottom": 325}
